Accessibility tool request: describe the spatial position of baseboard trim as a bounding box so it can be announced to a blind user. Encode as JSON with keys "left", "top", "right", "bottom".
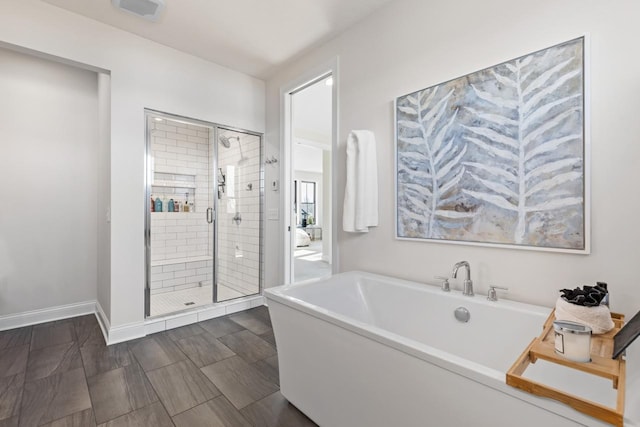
{"left": 94, "top": 301, "right": 146, "bottom": 345}
{"left": 108, "top": 321, "right": 146, "bottom": 345}
{"left": 95, "top": 301, "right": 111, "bottom": 344}
{"left": 0, "top": 296, "right": 267, "bottom": 344}
{"left": 0, "top": 300, "right": 97, "bottom": 331}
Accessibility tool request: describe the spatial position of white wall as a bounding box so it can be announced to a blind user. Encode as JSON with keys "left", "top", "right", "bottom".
{"left": 0, "top": 0, "right": 265, "bottom": 328}
{"left": 97, "top": 73, "right": 111, "bottom": 318}
{"left": 293, "top": 144, "right": 323, "bottom": 173}
{"left": 322, "top": 149, "right": 332, "bottom": 262}
{"left": 266, "top": 0, "right": 640, "bottom": 316}
{"left": 291, "top": 75, "right": 332, "bottom": 143}
{"left": 0, "top": 47, "right": 98, "bottom": 315}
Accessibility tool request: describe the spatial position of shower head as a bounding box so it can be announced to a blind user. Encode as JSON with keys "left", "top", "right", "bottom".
{"left": 219, "top": 135, "right": 239, "bottom": 148}
{"left": 219, "top": 134, "right": 248, "bottom": 164}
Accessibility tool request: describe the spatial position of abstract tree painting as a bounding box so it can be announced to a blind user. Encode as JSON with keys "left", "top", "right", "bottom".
{"left": 396, "top": 37, "right": 586, "bottom": 251}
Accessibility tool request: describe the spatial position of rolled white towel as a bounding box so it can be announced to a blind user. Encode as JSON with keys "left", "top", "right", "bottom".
{"left": 555, "top": 298, "right": 614, "bottom": 335}
{"left": 343, "top": 130, "right": 378, "bottom": 233}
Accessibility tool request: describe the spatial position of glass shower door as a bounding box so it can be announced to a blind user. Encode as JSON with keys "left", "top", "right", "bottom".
{"left": 214, "top": 128, "right": 261, "bottom": 301}
{"left": 146, "top": 111, "right": 215, "bottom": 317}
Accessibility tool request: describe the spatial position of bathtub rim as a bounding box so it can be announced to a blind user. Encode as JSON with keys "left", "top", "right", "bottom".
{"left": 265, "top": 270, "right": 639, "bottom": 427}
{"left": 265, "top": 271, "right": 545, "bottom": 402}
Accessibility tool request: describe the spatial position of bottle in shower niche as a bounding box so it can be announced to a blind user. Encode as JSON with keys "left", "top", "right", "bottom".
{"left": 174, "top": 201, "right": 180, "bottom": 212}
{"left": 184, "top": 192, "right": 190, "bottom": 212}
{"left": 151, "top": 195, "right": 155, "bottom": 212}
{"left": 162, "top": 196, "right": 169, "bottom": 212}
{"left": 154, "top": 196, "right": 162, "bottom": 213}
{"left": 168, "top": 199, "right": 175, "bottom": 213}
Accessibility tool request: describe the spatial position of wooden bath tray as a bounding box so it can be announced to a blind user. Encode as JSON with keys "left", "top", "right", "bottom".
{"left": 506, "top": 310, "right": 626, "bottom": 426}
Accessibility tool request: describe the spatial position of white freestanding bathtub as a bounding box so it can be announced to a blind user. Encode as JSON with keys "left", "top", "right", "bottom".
{"left": 265, "top": 271, "right": 640, "bottom": 427}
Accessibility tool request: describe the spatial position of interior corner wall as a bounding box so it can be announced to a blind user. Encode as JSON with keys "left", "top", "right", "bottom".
{"left": 0, "top": 0, "right": 265, "bottom": 328}
{"left": 97, "top": 72, "right": 111, "bottom": 322}
{"left": 0, "top": 47, "right": 98, "bottom": 316}
{"left": 266, "top": 0, "right": 640, "bottom": 316}
{"left": 321, "top": 149, "right": 332, "bottom": 263}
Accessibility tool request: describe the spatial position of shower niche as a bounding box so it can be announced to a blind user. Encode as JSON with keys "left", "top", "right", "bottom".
{"left": 152, "top": 172, "right": 197, "bottom": 212}
{"left": 145, "top": 111, "right": 263, "bottom": 317}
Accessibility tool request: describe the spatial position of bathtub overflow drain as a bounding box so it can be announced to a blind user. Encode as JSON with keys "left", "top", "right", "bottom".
{"left": 454, "top": 307, "right": 470, "bottom": 323}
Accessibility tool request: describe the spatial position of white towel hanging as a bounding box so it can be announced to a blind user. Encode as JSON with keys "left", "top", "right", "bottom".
{"left": 343, "top": 130, "right": 378, "bottom": 233}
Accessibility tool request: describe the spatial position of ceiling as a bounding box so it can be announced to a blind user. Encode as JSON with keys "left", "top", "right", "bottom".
{"left": 41, "top": 0, "right": 394, "bottom": 79}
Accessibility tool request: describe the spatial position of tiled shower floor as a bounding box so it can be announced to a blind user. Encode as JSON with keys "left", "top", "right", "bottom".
{"left": 150, "top": 285, "right": 248, "bottom": 317}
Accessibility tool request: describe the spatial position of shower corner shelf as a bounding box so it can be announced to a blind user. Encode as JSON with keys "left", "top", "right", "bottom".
{"left": 506, "top": 309, "right": 626, "bottom": 427}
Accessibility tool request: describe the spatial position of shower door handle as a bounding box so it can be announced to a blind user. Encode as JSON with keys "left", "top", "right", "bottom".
{"left": 206, "top": 207, "right": 214, "bottom": 224}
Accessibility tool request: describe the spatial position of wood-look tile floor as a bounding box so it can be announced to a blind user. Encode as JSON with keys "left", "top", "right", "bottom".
{"left": 0, "top": 306, "right": 317, "bottom": 427}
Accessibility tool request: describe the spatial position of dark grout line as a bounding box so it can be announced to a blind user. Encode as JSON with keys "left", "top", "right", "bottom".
{"left": 168, "top": 396, "right": 215, "bottom": 419}
{"left": 139, "top": 363, "right": 180, "bottom": 426}
{"left": 13, "top": 363, "right": 27, "bottom": 427}
{"left": 27, "top": 326, "right": 34, "bottom": 354}
{"left": 77, "top": 335, "right": 97, "bottom": 426}
{"left": 141, "top": 357, "right": 187, "bottom": 375}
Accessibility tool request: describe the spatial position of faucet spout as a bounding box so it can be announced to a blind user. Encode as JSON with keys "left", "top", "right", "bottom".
{"left": 451, "top": 261, "right": 473, "bottom": 296}
{"left": 451, "top": 261, "right": 470, "bottom": 280}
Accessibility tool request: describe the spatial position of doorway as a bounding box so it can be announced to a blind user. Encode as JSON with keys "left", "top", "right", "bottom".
{"left": 284, "top": 68, "right": 336, "bottom": 283}
{"left": 145, "top": 111, "right": 263, "bottom": 317}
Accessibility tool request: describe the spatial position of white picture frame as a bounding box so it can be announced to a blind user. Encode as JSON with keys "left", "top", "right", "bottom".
{"left": 394, "top": 36, "right": 591, "bottom": 254}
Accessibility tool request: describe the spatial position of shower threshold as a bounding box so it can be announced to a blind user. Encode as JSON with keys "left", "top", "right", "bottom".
{"left": 150, "top": 284, "right": 251, "bottom": 317}
{"left": 145, "top": 293, "right": 265, "bottom": 336}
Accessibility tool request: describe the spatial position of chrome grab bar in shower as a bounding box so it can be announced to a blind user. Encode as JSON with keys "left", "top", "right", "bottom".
{"left": 206, "top": 207, "right": 213, "bottom": 224}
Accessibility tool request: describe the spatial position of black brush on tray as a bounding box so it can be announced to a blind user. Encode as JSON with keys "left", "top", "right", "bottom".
{"left": 560, "top": 282, "right": 608, "bottom": 307}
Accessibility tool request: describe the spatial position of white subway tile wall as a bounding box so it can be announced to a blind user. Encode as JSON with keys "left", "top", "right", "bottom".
{"left": 217, "top": 130, "right": 261, "bottom": 297}
{"left": 149, "top": 259, "right": 214, "bottom": 294}
{"left": 150, "top": 119, "right": 214, "bottom": 293}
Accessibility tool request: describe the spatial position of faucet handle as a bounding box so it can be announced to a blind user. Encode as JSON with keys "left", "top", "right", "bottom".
{"left": 434, "top": 276, "right": 450, "bottom": 292}
{"left": 487, "top": 285, "right": 508, "bottom": 301}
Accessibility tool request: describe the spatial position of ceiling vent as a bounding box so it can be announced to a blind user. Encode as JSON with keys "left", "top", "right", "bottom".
{"left": 111, "top": 0, "right": 165, "bottom": 22}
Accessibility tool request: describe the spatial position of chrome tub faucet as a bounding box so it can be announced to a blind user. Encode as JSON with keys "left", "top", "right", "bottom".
{"left": 487, "top": 285, "right": 509, "bottom": 302}
{"left": 452, "top": 261, "right": 473, "bottom": 296}
{"left": 434, "top": 276, "right": 450, "bottom": 292}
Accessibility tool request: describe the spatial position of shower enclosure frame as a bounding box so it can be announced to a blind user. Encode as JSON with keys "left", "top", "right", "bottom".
{"left": 144, "top": 109, "right": 264, "bottom": 318}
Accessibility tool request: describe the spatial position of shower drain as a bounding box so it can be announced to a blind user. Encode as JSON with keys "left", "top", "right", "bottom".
{"left": 184, "top": 301, "right": 195, "bottom": 306}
